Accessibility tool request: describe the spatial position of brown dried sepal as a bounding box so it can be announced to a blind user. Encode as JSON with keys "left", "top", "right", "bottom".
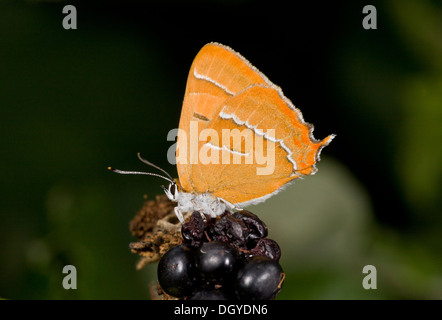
{"left": 129, "top": 194, "right": 177, "bottom": 239}
{"left": 129, "top": 229, "right": 182, "bottom": 270}
{"left": 129, "top": 194, "right": 191, "bottom": 270}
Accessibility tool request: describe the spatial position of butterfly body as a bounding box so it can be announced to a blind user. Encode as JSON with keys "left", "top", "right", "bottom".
{"left": 164, "top": 183, "right": 229, "bottom": 223}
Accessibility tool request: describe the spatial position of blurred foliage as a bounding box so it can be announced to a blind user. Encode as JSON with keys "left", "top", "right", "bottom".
{"left": 0, "top": 0, "right": 441, "bottom": 299}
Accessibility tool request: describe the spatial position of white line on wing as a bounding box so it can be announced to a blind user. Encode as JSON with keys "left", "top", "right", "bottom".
{"left": 204, "top": 142, "right": 249, "bottom": 157}
{"left": 219, "top": 110, "right": 298, "bottom": 171}
{"left": 193, "top": 69, "right": 235, "bottom": 95}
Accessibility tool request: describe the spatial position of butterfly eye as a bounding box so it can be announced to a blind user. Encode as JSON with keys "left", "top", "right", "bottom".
{"left": 169, "top": 183, "right": 177, "bottom": 197}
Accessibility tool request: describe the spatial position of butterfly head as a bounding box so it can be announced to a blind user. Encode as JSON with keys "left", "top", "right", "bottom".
{"left": 163, "top": 180, "right": 180, "bottom": 202}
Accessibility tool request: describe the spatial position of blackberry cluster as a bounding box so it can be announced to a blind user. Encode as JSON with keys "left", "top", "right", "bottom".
{"left": 157, "top": 210, "right": 284, "bottom": 300}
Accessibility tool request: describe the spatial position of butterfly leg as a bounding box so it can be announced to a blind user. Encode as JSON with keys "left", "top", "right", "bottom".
{"left": 217, "top": 197, "right": 240, "bottom": 212}
{"left": 174, "top": 207, "right": 185, "bottom": 224}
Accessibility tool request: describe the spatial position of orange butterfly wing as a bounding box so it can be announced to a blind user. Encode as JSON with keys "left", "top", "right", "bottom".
{"left": 176, "top": 43, "right": 334, "bottom": 206}
{"left": 177, "top": 43, "right": 271, "bottom": 192}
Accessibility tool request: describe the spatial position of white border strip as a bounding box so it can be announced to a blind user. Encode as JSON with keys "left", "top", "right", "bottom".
{"left": 193, "top": 68, "right": 235, "bottom": 96}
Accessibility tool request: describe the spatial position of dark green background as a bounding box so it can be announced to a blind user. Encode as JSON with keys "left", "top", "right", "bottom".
{"left": 1, "top": 0, "right": 441, "bottom": 299}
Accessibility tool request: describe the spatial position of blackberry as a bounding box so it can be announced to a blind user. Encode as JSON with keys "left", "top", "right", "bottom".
{"left": 181, "top": 211, "right": 212, "bottom": 247}
{"left": 157, "top": 245, "right": 197, "bottom": 298}
{"left": 195, "top": 241, "right": 238, "bottom": 283}
{"left": 213, "top": 214, "right": 248, "bottom": 248}
{"left": 235, "top": 256, "right": 284, "bottom": 300}
{"left": 158, "top": 210, "right": 284, "bottom": 300}
{"left": 247, "top": 238, "right": 281, "bottom": 261}
{"left": 232, "top": 210, "right": 268, "bottom": 248}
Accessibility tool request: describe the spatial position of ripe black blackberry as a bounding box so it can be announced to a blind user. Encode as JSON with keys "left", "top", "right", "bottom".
{"left": 195, "top": 241, "right": 238, "bottom": 283}
{"left": 235, "top": 256, "right": 284, "bottom": 300}
{"left": 157, "top": 245, "right": 197, "bottom": 298}
{"left": 157, "top": 210, "right": 285, "bottom": 300}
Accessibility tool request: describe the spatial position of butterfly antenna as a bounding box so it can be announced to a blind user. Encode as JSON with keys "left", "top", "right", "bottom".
{"left": 136, "top": 152, "right": 174, "bottom": 181}
{"left": 107, "top": 167, "right": 173, "bottom": 183}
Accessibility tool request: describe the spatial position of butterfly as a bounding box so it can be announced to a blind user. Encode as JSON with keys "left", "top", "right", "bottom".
{"left": 110, "top": 43, "right": 335, "bottom": 223}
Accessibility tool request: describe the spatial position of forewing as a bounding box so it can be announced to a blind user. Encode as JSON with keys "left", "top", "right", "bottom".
{"left": 177, "top": 43, "right": 271, "bottom": 192}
